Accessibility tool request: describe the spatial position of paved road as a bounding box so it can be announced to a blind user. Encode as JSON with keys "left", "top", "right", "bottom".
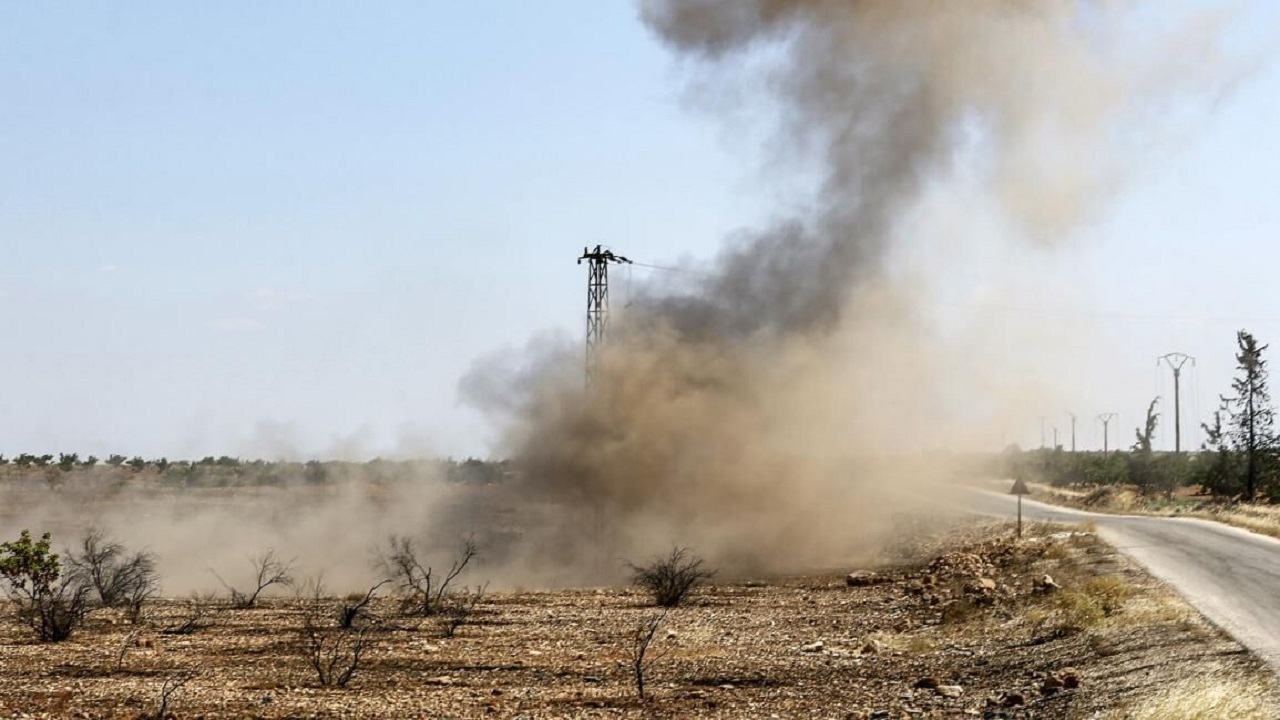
{"left": 958, "top": 487, "right": 1280, "bottom": 671}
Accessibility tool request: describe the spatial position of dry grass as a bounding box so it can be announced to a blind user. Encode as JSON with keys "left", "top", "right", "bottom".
{"left": 1029, "top": 482, "right": 1280, "bottom": 540}
{"left": 1102, "top": 673, "right": 1274, "bottom": 720}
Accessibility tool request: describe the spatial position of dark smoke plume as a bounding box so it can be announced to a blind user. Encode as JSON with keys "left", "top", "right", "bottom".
{"left": 464, "top": 0, "right": 1246, "bottom": 585}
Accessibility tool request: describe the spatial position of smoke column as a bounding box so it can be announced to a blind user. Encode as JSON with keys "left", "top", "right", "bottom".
{"left": 465, "top": 1, "right": 1245, "bottom": 583}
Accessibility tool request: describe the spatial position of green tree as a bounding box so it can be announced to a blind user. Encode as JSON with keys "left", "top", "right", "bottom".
{"left": 1196, "top": 409, "right": 1242, "bottom": 496}
{"left": 1222, "top": 330, "right": 1277, "bottom": 501}
{"left": 57, "top": 453, "right": 79, "bottom": 472}
{"left": 0, "top": 531, "right": 90, "bottom": 641}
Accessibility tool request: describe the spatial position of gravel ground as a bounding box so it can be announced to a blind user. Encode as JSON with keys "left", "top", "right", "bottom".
{"left": 0, "top": 521, "right": 1273, "bottom": 719}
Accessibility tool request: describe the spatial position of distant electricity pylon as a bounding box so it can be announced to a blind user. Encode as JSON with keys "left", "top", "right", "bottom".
{"left": 1158, "top": 352, "right": 1196, "bottom": 453}
{"left": 1097, "top": 412, "right": 1118, "bottom": 452}
{"left": 578, "top": 244, "right": 631, "bottom": 386}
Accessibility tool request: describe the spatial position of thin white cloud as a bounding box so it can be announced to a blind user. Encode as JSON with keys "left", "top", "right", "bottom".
{"left": 100, "top": 264, "right": 119, "bottom": 273}
{"left": 212, "top": 318, "right": 266, "bottom": 333}
{"left": 252, "top": 288, "right": 313, "bottom": 311}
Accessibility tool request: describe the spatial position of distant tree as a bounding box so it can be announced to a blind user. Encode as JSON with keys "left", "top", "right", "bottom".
{"left": 57, "top": 453, "right": 79, "bottom": 472}
{"left": 127, "top": 457, "right": 147, "bottom": 472}
{"left": 1128, "top": 398, "right": 1161, "bottom": 496}
{"left": 83, "top": 456, "right": 99, "bottom": 468}
{"left": 1222, "top": 330, "right": 1278, "bottom": 501}
{"left": 34, "top": 454, "right": 53, "bottom": 468}
{"left": 0, "top": 454, "right": 8, "bottom": 465}
{"left": 1196, "top": 410, "right": 1242, "bottom": 496}
{"left": 153, "top": 457, "right": 170, "bottom": 473}
{"left": 106, "top": 455, "right": 126, "bottom": 467}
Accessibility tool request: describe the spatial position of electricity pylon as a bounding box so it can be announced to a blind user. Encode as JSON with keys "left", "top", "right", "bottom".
{"left": 1158, "top": 353, "right": 1196, "bottom": 453}
{"left": 1097, "top": 412, "right": 1118, "bottom": 452}
{"left": 578, "top": 245, "right": 631, "bottom": 386}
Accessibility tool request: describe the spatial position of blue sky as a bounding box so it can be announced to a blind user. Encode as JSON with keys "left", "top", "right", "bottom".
{"left": 1, "top": 2, "right": 1278, "bottom": 459}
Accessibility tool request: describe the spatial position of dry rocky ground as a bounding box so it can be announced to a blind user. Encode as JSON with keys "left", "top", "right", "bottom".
{"left": 1, "top": 520, "right": 1274, "bottom": 719}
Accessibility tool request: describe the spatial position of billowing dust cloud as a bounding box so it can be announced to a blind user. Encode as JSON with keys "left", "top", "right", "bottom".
{"left": 464, "top": 1, "right": 1245, "bottom": 584}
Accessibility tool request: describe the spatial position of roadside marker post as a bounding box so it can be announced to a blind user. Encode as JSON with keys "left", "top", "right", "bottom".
{"left": 1010, "top": 478, "right": 1031, "bottom": 538}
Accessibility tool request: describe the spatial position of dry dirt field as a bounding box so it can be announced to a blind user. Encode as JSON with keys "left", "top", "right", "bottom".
{"left": 1, "top": 520, "right": 1274, "bottom": 719}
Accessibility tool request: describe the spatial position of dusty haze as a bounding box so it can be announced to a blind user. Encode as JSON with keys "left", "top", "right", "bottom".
{"left": 0, "top": 2, "right": 1255, "bottom": 595}
{"left": 463, "top": 0, "right": 1248, "bottom": 583}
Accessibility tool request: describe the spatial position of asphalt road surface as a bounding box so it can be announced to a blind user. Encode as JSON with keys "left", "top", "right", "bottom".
{"left": 962, "top": 487, "right": 1280, "bottom": 671}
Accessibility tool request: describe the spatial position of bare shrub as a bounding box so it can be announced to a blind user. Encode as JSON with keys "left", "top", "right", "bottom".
{"left": 630, "top": 610, "right": 669, "bottom": 701}
{"left": 115, "top": 629, "right": 141, "bottom": 672}
{"left": 437, "top": 584, "right": 485, "bottom": 638}
{"left": 626, "top": 547, "right": 715, "bottom": 607}
{"left": 341, "top": 579, "right": 389, "bottom": 629}
{"left": 68, "top": 527, "right": 159, "bottom": 622}
{"left": 379, "top": 536, "right": 477, "bottom": 616}
{"left": 214, "top": 549, "right": 295, "bottom": 608}
{"left": 161, "top": 590, "right": 219, "bottom": 635}
{"left": 0, "top": 530, "right": 92, "bottom": 642}
{"left": 142, "top": 673, "right": 194, "bottom": 720}
{"left": 299, "top": 579, "right": 372, "bottom": 688}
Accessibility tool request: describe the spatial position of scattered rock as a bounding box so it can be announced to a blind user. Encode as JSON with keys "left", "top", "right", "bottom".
{"left": 936, "top": 685, "right": 963, "bottom": 698}
{"left": 1002, "top": 692, "right": 1027, "bottom": 707}
{"left": 861, "top": 639, "right": 883, "bottom": 655}
{"left": 913, "top": 677, "right": 941, "bottom": 689}
{"left": 583, "top": 676, "right": 602, "bottom": 684}
{"left": 1038, "top": 574, "right": 1061, "bottom": 592}
{"left": 847, "top": 571, "right": 881, "bottom": 587}
{"left": 801, "top": 641, "right": 825, "bottom": 653}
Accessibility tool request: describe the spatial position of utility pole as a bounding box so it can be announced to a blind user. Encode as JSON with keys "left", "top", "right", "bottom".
{"left": 1066, "top": 412, "right": 1077, "bottom": 452}
{"left": 578, "top": 245, "right": 631, "bottom": 386}
{"left": 1158, "top": 353, "right": 1196, "bottom": 453}
{"left": 1097, "top": 413, "right": 1118, "bottom": 452}
{"left": 1052, "top": 425, "right": 1059, "bottom": 450}
{"left": 1039, "top": 416, "right": 1047, "bottom": 449}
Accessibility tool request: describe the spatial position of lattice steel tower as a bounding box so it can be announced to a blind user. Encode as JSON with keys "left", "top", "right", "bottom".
{"left": 578, "top": 244, "right": 631, "bottom": 385}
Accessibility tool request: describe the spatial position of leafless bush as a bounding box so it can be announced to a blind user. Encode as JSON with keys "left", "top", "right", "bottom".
{"left": 68, "top": 527, "right": 159, "bottom": 622}
{"left": 142, "top": 673, "right": 194, "bottom": 720}
{"left": 379, "top": 536, "right": 477, "bottom": 616}
{"left": 630, "top": 610, "right": 669, "bottom": 701}
{"left": 627, "top": 547, "right": 715, "bottom": 608}
{"left": 437, "top": 584, "right": 485, "bottom": 638}
{"left": 299, "top": 579, "right": 372, "bottom": 688}
{"left": 214, "top": 549, "right": 295, "bottom": 608}
{"left": 161, "top": 590, "right": 218, "bottom": 635}
{"left": 115, "top": 629, "right": 141, "bottom": 672}
{"left": 340, "top": 579, "right": 389, "bottom": 629}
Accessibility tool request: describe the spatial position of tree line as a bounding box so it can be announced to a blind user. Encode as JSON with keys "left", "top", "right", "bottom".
{"left": 1008, "top": 329, "right": 1280, "bottom": 501}
{"left": 0, "top": 455, "right": 513, "bottom": 487}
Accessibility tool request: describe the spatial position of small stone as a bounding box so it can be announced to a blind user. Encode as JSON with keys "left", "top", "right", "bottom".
{"left": 1039, "top": 574, "right": 1061, "bottom": 592}
{"left": 936, "top": 685, "right": 963, "bottom": 698}
{"left": 861, "top": 639, "right": 883, "bottom": 655}
{"left": 1061, "top": 668, "right": 1081, "bottom": 689}
{"left": 1003, "top": 692, "right": 1027, "bottom": 707}
{"left": 583, "top": 676, "right": 602, "bottom": 684}
{"left": 719, "top": 683, "right": 735, "bottom": 690}
{"left": 429, "top": 676, "right": 455, "bottom": 685}
{"left": 846, "top": 571, "right": 880, "bottom": 587}
{"left": 914, "top": 677, "right": 941, "bottom": 689}
{"left": 801, "top": 641, "right": 825, "bottom": 653}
